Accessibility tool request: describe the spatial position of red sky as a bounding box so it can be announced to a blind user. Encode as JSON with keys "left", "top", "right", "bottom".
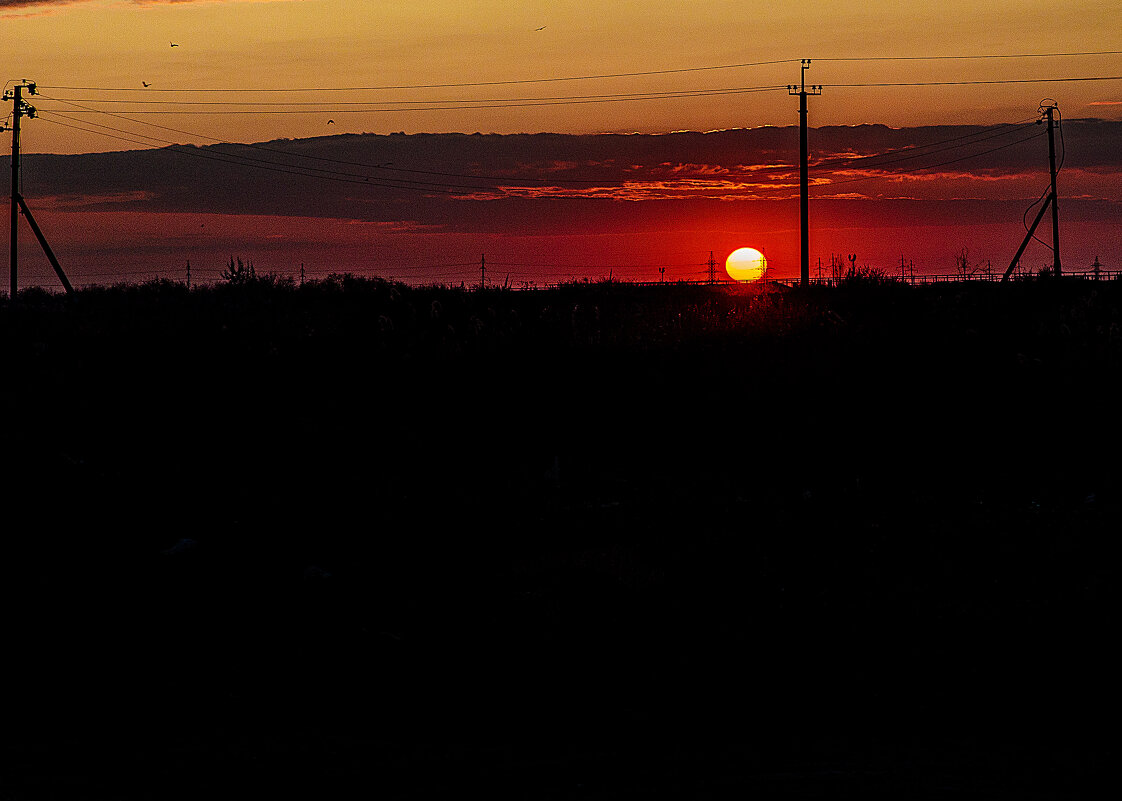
{"left": 9, "top": 120, "right": 1122, "bottom": 288}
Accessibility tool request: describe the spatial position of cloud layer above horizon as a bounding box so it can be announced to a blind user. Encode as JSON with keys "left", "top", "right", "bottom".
{"left": 8, "top": 122, "right": 1121, "bottom": 287}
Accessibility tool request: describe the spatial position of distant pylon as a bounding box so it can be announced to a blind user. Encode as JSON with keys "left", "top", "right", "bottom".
{"left": 707, "top": 251, "right": 717, "bottom": 283}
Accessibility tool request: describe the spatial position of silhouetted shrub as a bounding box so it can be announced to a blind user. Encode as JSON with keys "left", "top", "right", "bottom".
{"left": 221, "top": 256, "right": 257, "bottom": 284}
{"left": 837, "top": 263, "right": 896, "bottom": 287}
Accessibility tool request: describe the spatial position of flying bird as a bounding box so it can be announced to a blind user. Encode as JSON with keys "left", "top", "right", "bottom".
{"left": 534, "top": 26, "right": 546, "bottom": 31}
{"left": 327, "top": 119, "right": 335, "bottom": 125}
{"left": 170, "top": 42, "right": 179, "bottom": 47}
{"left": 142, "top": 82, "right": 151, "bottom": 87}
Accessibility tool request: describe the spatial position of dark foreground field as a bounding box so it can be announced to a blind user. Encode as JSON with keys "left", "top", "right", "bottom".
{"left": 2, "top": 275, "right": 1119, "bottom": 799}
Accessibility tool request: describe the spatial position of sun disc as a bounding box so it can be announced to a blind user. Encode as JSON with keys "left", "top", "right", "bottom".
{"left": 726, "top": 247, "right": 767, "bottom": 282}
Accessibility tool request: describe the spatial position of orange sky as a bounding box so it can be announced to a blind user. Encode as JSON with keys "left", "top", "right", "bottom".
{"left": 3, "top": 2, "right": 1122, "bottom": 288}
{"left": 4, "top": 1, "right": 1122, "bottom": 154}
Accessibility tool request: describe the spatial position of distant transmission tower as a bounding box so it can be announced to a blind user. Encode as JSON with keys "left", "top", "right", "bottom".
{"left": 707, "top": 250, "right": 718, "bottom": 283}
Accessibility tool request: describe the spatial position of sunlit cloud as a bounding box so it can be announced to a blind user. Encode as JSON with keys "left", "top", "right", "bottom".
{"left": 460, "top": 176, "right": 803, "bottom": 203}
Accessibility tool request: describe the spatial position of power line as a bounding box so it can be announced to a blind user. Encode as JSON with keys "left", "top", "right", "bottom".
{"left": 804, "top": 120, "right": 1040, "bottom": 173}
{"left": 37, "top": 59, "right": 802, "bottom": 93}
{"left": 40, "top": 84, "right": 791, "bottom": 107}
{"left": 34, "top": 108, "right": 1053, "bottom": 200}
{"left": 816, "top": 50, "right": 1122, "bottom": 62}
{"left": 35, "top": 74, "right": 1122, "bottom": 115}
{"left": 35, "top": 50, "right": 1122, "bottom": 93}
{"left": 35, "top": 85, "right": 790, "bottom": 115}
{"left": 35, "top": 114, "right": 490, "bottom": 195}
{"left": 38, "top": 105, "right": 618, "bottom": 186}
{"left": 32, "top": 90, "right": 1052, "bottom": 189}
{"left": 829, "top": 75, "right": 1122, "bottom": 88}
{"left": 822, "top": 128, "right": 1046, "bottom": 186}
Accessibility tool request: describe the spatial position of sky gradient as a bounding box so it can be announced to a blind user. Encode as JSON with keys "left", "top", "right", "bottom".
{"left": 5, "top": 1, "right": 1122, "bottom": 152}
{"left": 3, "top": 1, "right": 1121, "bottom": 286}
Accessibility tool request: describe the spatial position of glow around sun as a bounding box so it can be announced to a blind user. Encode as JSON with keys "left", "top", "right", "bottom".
{"left": 726, "top": 247, "right": 767, "bottom": 282}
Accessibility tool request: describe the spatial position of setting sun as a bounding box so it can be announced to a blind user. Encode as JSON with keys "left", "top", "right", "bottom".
{"left": 726, "top": 247, "right": 768, "bottom": 282}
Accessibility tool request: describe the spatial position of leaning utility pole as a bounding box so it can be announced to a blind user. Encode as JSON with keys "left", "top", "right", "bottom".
{"left": 1003, "top": 101, "right": 1062, "bottom": 281}
{"left": 4, "top": 79, "right": 73, "bottom": 296}
{"left": 789, "top": 60, "right": 821, "bottom": 288}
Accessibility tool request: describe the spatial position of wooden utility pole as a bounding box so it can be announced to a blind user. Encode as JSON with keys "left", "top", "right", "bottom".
{"left": 8, "top": 83, "right": 23, "bottom": 299}
{"left": 789, "top": 61, "right": 821, "bottom": 288}
{"left": 1045, "top": 102, "right": 1061, "bottom": 275}
{"left": 4, "top": 79, "right": 73, "bottom": 296}
{"left": 1003, "top": 102, "right": 1062, "bottom": 282}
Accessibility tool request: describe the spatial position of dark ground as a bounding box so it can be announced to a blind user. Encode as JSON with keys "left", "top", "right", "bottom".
{"left": 1, "top": 275, "right": 1118, "bottom": 799}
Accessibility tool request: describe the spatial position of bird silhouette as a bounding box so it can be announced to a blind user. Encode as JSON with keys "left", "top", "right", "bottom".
{"left": 142, "top": 82, "right": 151, "bottom": 87}
{"left": 534, "top": 26, "right": 546, "bottom": 31}
{"left": 170, "top": 42, "right": 178, "bottom": 47}
{"left": 327, "top": 119, "right": 335, "bottom": 125}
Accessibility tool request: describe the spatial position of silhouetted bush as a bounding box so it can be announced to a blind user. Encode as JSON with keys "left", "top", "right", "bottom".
{"left": 221, "top": 255, "right": 257, "bottom": 283}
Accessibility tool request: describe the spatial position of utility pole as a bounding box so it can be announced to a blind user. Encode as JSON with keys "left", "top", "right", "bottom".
{"left": 1045, "top": 102, "right": 1061, "bottom": 276}
{"left": 707, "top": 250, "right": 717, "bottom": 284}
{"left": 7, "top": 82, "right": 25, "bottom": 299}
{"left": 789, "top": 60, "right": 821, "bottom": 288}
{"left": 186, "top": 259, "right": 191, "bottom": 289}
{"left": 480, "top": 253, "right": 485, "bottom": 288}
{"left": 4, "top": 79, "right": 73, "bottom": 296}
{"left": 1004, "top": 101, "right": 1062, "bottom": 281}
